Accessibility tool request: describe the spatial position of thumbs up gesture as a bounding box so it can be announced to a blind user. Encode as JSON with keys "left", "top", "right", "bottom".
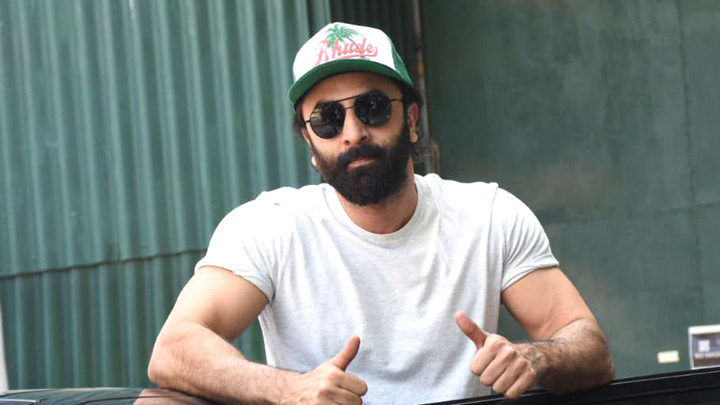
{"left": 281, "top": 336, "right": 368, "bottom": 404}
{"left": 455, "top": 311, "right": 541, "bottom": 399}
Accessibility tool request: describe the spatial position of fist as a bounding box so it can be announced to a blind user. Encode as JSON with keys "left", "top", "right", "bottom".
{"left": 282, "top": 336, "right": 368, "bottom": 404}
{"left": 455, "top": 311, "right": 540, "bottom": 399}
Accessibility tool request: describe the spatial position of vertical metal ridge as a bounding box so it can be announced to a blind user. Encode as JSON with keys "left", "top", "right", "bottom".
{"left": 16, "top": 0, "right": 48, "bottom": 270}
{"left": 98, "top": 0, "right": 131, "bottom": 258}
{"left": 267, "top": 1, "right": 300, "bottom": 188}
{"left": 40, "top": 1, "right": 75, "bottom": 268}
{"left": 10, "top": 268, "right": 23, "bottom": 387}
{"left": 35, "top": 1, "right": 61, "bottom": 271}
{"left": 96, "top": 1, "right": 124, "bottom": 384}
{"left": 123, "top": 0, "right": 160, "bottom": 256}
{"left": 149, "top": 0, "right": 180, "bottom": 326}
{"left": 70, "top": 0, "right": 103, "bottom": 262}
{"left": 0, "top": 1, "right": 19, "bottom": 274}
{"left": 118, "top": 0, "right": 150, "bottom": 378}
{"left": 238, "top": 0, "right": 270, "bottom": 193}
{"left": 151, "top": 0, "right": 185, "bottom": 250}
{"left": 40, "top": 273, "right": 59, "bottom": 386}
{"left": 120, "top": 261, "right": 143, "bottom": 386}
{"left": 178, "top": 0, "right": 211, "bottom": 236}
{"left": 208, "top": 1, "right": 242, "bottom": 208}
{"left": 9, "top": 0, "right": 29, "bottom": 386}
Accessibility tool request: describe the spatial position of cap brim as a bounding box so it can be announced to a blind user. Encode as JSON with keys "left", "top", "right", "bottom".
{"left": 288, "top": 59, "right": 405, "bottom": 105}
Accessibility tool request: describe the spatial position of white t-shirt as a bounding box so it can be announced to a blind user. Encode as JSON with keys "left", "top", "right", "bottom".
{"left": 195, "top": 173, "right": 558, "bottom": 404}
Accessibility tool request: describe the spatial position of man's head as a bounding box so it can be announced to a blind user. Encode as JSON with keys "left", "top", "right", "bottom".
{"left": 288, "top": 23, "right": 423, "bottom": 206}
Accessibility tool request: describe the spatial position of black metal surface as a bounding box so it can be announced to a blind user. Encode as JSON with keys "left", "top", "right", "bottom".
{"left": 0, "top": 388, "right": 214, "bottom": 404}
{"left": 4, "top": 368, "right": 719, "bottom": 404}
{"left": 424, "top": 367, "right": 720, "bottom": 405}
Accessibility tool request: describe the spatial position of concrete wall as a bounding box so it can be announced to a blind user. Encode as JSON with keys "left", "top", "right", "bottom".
{"left": 422, "top": 0, "right": 720, "bottom": 378}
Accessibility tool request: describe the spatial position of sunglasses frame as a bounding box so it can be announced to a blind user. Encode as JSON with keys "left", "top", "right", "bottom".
{"left": 303, "top": 90, "right": 403, "bottom": 139}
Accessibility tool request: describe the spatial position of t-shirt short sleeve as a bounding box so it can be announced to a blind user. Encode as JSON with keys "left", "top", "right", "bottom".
{"left": 493, "top": 188, "right": 559, "bottom": 290}
{"left": 194, "top": 200, "right": 282, "bottom": 303}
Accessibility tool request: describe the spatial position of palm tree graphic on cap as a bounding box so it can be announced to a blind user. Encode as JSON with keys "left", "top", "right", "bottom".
{"left": 324, "top": 23, "right": 361, "bottom": 50}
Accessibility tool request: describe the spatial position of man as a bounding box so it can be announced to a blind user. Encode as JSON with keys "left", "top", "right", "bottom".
{"left": 148, "top": 22, "right": 615, "bottom": 404}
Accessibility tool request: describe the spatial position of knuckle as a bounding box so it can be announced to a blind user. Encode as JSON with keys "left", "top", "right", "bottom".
{"left": 525, "top": 367, "right": 539, "bottom": 384}
{"left": 328, "top": 370, "right": 342, "bottom": 381}
{"left": 518, "top": 360, "right": 537, "bottom": 380}
{"left": 487, "top": 334, "right": 506, "bottom": 344}
{"left": 485, "top": 335, "right": 500, "bottom": 347}
{"left": 317, "top": 380, "right": 334, "bottom": 396}
{"left": 513, "top": 364, "right": 529, "bottom": 380}
{"left": 498, "top": 346, "right": 517, "bottom": 362}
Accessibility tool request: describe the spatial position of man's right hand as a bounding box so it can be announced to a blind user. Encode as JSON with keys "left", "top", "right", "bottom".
{"left": 281, "top": 336, "right": 368, "bottom": 404}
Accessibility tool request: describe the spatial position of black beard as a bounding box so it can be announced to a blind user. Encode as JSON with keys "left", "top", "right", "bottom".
{"left": 311, "top": 124, "right": 412, "bottom": 206}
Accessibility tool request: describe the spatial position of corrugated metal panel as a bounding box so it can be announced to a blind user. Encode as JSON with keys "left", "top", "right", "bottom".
{"left": 0, "top": 0, "right": 331, "bottom": 389}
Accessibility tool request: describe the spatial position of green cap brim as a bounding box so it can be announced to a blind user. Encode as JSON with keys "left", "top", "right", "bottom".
{"left": 288, "top": 59, "right": 409, "bottom": 105}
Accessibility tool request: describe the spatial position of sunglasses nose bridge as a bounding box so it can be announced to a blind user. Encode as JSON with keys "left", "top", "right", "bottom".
{"left": 338, "top": 103, "right": 371, "bottom": 144}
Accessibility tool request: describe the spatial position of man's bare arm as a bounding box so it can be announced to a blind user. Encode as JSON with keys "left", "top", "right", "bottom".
{"left": 148, "top": 266, "right": 367, "bottom": 404}
{"left": 456, "top": 267, "right": 614, "bottom": 398}
{"left": 516, "top": 317, "right": 614, "bottom": 393}
{"left": 503, "top": 267, "right": 615, "bottom": 393}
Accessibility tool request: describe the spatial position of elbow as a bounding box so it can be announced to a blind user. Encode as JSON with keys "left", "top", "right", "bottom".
{"left": 601, "top": 351, "right": 617, "bottom": 385}
{"left": 147, "top": 346, "right": 168, "bottom": 387}
{"left": 147, "top": 333, "right": 176, "bottom": 388}
{"left": 598, "top": 331, "right": 616, "bottom": 385}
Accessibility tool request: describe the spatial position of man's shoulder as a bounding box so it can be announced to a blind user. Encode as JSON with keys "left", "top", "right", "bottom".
{"left": 255, "top": 183, "right": 328, "bottom": 206}
{"left": 418, "top": 173, "right": 532, "bottom": 220}
{"left": 223, "top": 183, "right": 330, "bottom": 223}
{"left": 417, "top": 173, "right": 500, "bottom": 203}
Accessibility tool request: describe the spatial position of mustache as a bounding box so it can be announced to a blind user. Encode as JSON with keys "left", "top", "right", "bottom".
{"left": 336, "top": 143, "right": 385, "bottom": 169}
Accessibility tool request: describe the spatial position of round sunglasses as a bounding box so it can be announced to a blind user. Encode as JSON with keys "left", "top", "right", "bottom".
{"left": 304, "top": 90, "right": 403, "bottom": 139}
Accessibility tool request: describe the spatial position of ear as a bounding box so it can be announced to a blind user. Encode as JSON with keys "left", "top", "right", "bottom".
{"left": 406, "top": 103, "right": 420, "bottom": 143}
{"left": 300, "top": 128, "right": 313, "bottom": 146}
{"left": 311, "top": 155, "right": 318, "bottom": 167}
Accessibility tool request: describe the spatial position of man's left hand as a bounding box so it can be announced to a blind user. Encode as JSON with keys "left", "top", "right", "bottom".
{"left": 455, "top": 311, "right": 541, "bottom": 399}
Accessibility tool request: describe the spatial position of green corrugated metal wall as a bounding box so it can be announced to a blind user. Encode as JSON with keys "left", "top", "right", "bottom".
{"left": 0, "top": 0, "right": 332, "bottom": 389}
{"left": 421, "top": 0, "right": 720, "bottom": 379}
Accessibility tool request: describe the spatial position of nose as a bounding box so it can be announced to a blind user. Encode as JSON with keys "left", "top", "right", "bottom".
{"left": 339, "top": 107, "right": 370, "bottom": 146}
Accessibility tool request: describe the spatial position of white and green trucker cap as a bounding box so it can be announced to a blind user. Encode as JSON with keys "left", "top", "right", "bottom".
{"left": 288, "top": 22, "right": 414, "bottom": 105}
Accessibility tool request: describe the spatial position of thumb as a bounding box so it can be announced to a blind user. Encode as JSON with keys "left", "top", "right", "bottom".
{"left": 455, "top": 311, "right": 487, "bottom": 349}
{"left": 329, "top": 335, "right": 361, "bottom": 371}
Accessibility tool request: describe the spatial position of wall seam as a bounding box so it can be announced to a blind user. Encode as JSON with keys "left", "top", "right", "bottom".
{"left": 0, "top": 248, "right": 206, "bottom": 281}
{"left": 676, "top": 0, "right": 703, "bottom": 322}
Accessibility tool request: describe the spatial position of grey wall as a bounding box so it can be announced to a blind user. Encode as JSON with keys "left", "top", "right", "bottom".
{"left": 422, "top": 0, "right": 719, "bottom": 378}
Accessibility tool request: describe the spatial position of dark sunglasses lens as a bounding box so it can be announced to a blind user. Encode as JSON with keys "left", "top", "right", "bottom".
{"left": 310, "top": 102, "right": 345, "bottom": 139}
{"left": 355, "top": 91, "right": 392, "bottom": 127}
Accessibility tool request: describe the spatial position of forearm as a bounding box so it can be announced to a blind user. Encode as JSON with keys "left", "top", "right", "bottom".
{"left": 148, "top": 321, "right": 297, "bottom": 404}
{"left": 519, "top": 318, "right": 615, "bottom": 393}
